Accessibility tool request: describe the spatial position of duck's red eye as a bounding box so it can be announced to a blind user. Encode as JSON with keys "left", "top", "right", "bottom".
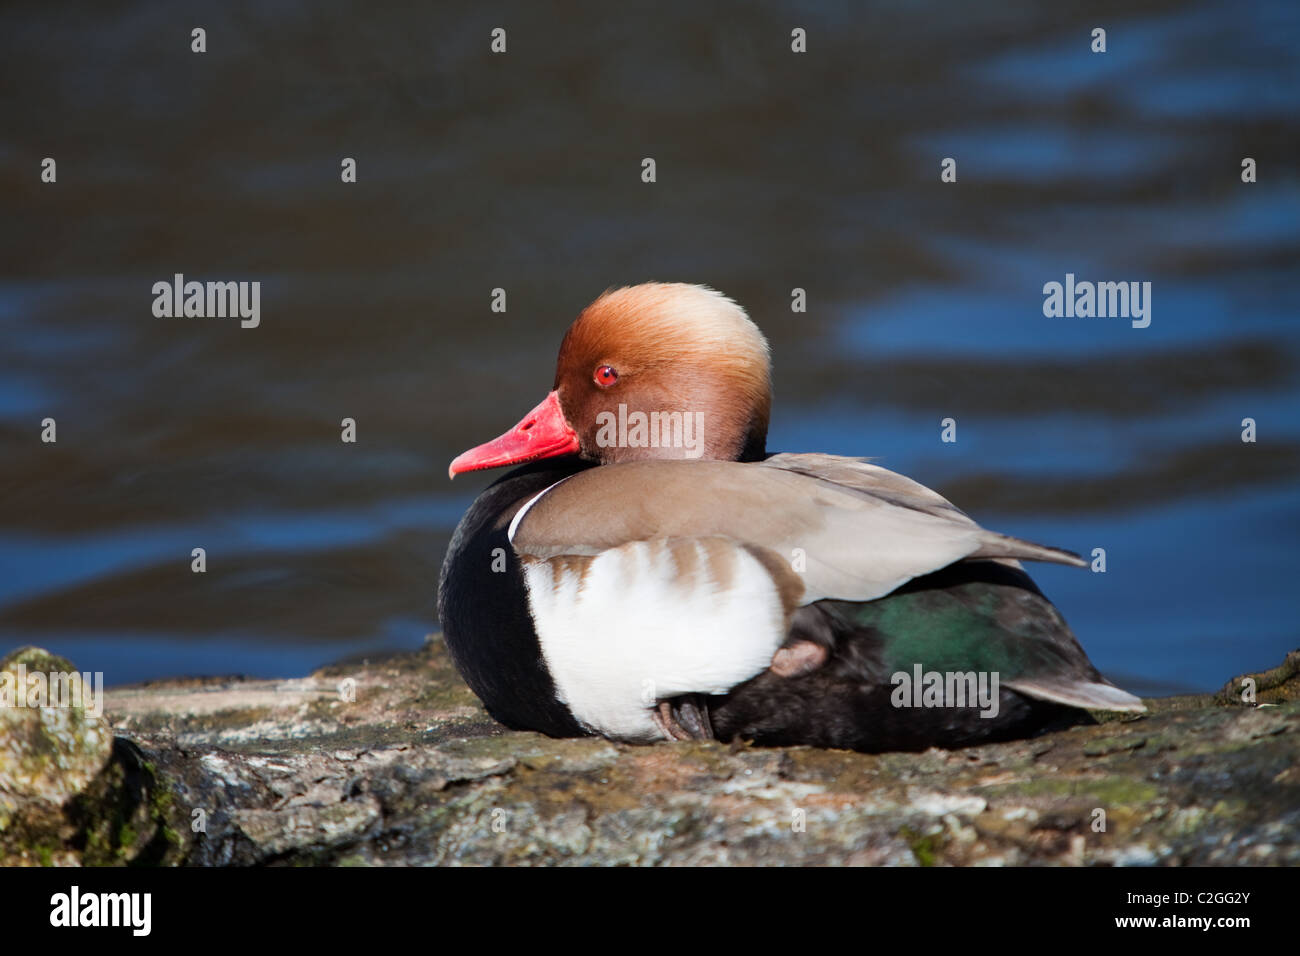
{"left": 594, "top": 365, "right": 619, "bottom": 387}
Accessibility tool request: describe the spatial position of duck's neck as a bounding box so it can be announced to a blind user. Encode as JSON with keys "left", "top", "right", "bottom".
{"left": 737, "top": 429, "right": 768, "bottom": 463}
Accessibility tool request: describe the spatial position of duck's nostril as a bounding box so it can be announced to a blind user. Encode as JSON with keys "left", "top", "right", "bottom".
{"left": 520, "top": 420, "right": 534, "bottom": 432}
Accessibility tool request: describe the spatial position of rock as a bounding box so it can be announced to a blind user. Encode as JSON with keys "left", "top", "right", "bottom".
{"left": 1, "top": 638, "right": 1297, "bottom": 865}
{"left": 0, "top": 646, "right": 114, "bottom": 866}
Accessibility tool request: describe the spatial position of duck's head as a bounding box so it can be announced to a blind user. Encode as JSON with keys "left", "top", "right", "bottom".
{"left": 450, "top": 283, "right": 771, "bottom": 477}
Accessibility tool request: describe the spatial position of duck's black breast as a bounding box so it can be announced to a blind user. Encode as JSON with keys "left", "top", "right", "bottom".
{"left": 437, "top": 458, "right": 594, "bottom": 738}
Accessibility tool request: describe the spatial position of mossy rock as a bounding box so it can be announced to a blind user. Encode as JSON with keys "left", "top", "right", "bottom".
{"left": 3, "top": 641, "right": 1298, "bottom": 865}
{"left": 0, "top": 647, "right": 115, "bottom": 862}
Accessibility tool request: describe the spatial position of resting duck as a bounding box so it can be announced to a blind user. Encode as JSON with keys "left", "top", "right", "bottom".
{"left": 438, "top": 283, "right": 1144, "bottom": 751}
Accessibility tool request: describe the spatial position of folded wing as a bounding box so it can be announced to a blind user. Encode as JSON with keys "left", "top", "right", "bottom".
{"left": 513, "top": 455, "right": 1085, "bottom": 606}
{"left": 508, "top": 455, "right": 1119, "bottom": 740}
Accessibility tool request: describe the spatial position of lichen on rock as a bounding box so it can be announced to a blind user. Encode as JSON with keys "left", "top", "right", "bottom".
{"left": 2, "top": 638, "right": 1297, "bottom": 866}
{"left": 0, "top": 646, "right": 114, "bottom": 865}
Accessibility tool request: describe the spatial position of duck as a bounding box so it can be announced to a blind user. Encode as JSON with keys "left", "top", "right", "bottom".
{"left": 437, "top": 283, "right": 1145, "bottom": 752}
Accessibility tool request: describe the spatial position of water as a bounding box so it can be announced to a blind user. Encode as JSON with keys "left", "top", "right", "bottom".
{"left": 1, "top": 0, "right": 1297, "bottom": 694}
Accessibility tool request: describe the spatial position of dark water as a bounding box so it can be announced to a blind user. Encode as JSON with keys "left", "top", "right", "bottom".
{"left": 2, "top": 1, "right": 1297, "bottom": 694}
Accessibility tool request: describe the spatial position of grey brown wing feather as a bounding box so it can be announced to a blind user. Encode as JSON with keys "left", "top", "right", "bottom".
{"left": 512, "top": 457, "right": 1085, "bottom": 605}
